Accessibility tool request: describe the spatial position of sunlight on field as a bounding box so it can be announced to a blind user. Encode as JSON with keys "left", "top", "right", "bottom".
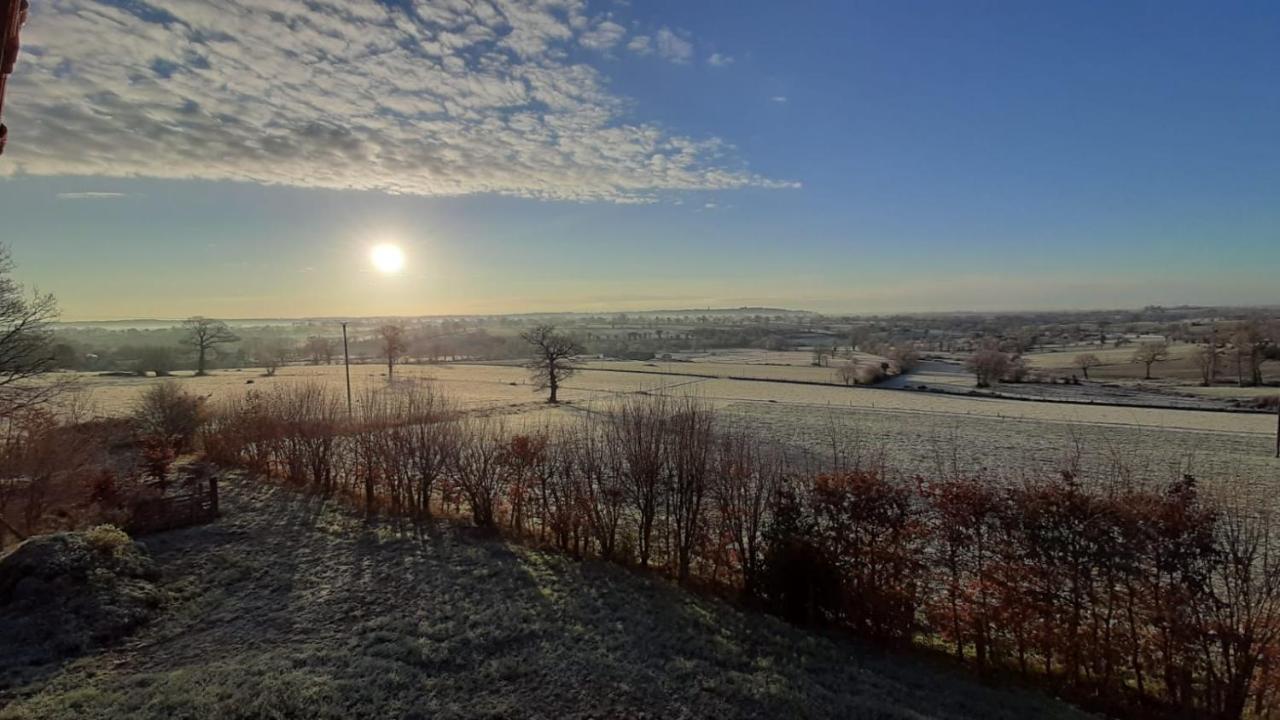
{"left": 56, "top": 362, "right": 1273, "bottom": 438}
{"left": 47, "top": 359, "right": 1277, "bottom": 498}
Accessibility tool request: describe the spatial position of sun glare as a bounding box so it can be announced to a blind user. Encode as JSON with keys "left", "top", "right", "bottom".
{"left": 370, "top": 243, "right": 406, "bottom": 274}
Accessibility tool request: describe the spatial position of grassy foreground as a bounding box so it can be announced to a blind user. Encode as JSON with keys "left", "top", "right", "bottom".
{"left": 0, "top": 478, "right": 1089, "bottom": 720}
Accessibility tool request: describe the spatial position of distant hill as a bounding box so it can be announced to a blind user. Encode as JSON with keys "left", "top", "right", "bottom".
{"left": 56, "top": 307, "right": 818, "bottom": 329}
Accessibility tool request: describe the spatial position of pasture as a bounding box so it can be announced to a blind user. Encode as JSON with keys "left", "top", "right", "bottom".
{"left": 55, "top": 360, "right": 1279, "bottom": 496}
{"left": 1024, "top": 342, "right": 1280, "bottom": 388}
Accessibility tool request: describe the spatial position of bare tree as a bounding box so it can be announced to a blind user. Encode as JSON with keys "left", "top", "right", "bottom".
{"left": 667, "top": 399, "right": 715, "bottom": 583}
{"left": 573, "top": 419, "right": 626, "bottom": 560}
{"left": 1074, "top": 353, "right": 1102, "bottom": 380}
{"left": 836, "top": 362, "right": 859, "bottom": 386}
{"left": 888, "top": 345, "right": 921, "bottom": 374}
{"left": 713, "top": 428, "right": 783, "bottom": 598}
{"left": 451, "top": 417, "right": 509, "bottom": 528}
{"left": 1204, "top": 509, "right": 1280, "bottom": 720}
{"left": 304, "top": 336, "right": 336, "bottom": 365}
{"left": 182, "top": 317, "right": 239, "bottom": 376}
{"left": 611, "top": 396, "right": 667, "bottom": 568}
{"left": 1193, "top": 344, "right": 1218, "bottom": 387}
{"left": 404, "top": 386, "right": 458, "bottom": 518}
{"left": 1131, "top": 340, "right": 1170, "bottom": 380}
{"left": 521, "top": 324, "right": 582, "bottom": 403}
{"left": 132, "top": 382, "right": 206, "bottom": 452}
{"left": 379, "top": 324, "right": 407, "bottom": 381}
{"left": 0, "top": 246, "right": 59, "bottom": 417}
{"left": 1230, "top": 321, "right": 1267, "bottom": 387}
{"left": 965, "top": 348, "right": 1009, "bottom": 388}
{"left": 261, "top": 342, "right": 290, "bottom": 377}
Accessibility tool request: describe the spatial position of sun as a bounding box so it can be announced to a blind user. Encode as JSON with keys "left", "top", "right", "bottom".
{"left": 370, "top": 243, "right": 405, "bottom": 274}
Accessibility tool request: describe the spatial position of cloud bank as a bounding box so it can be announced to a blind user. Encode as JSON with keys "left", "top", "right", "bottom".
{"left": 2, "top": 0, "right": 795, "bottom": 203}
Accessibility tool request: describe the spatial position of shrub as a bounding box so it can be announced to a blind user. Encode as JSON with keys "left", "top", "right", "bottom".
{"left": 132, "top": 382, "right": 206, "bottom": 452}
{"left": 761, "top": 481, "right": 841, "bottom": 625}
{"left": 83, "top": 524, "right": 132, "bottom": 557}
{"left": 809, "top": 471, "right": 924, "bottom": 642}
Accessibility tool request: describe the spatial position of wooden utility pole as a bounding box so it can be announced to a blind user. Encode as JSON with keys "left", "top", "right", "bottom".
{"left": 341, "top": 321, "right": 352, "bottom": 417}
{"left": 1274, "top": 397, "right": 1278, "bottom": 459}
{"left": 1209, "top": 326, "right": 1218, "bottom": 384}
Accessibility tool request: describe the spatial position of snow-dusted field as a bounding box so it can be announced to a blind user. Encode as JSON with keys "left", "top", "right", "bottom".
{"left": 1023, "top": 343, "right": 1197, "bottom": 370}
{"left": 56, "top": 364, "right": 1268, "bottom": 434}
{"left": 50, "top": 361, "right": 1278, "bottom": 494}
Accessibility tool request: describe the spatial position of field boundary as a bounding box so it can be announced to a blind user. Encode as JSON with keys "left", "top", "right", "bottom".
{"left": 551, "top": 364, "right": 1273, "bottom": 417}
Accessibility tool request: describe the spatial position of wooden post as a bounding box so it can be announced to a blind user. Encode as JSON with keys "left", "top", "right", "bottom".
{"left": 1209, "top": 326, "right": 1218, "bottom": 384}
{"left": 342, "top": 321, "right": 352, "bottom": 417}
{"left": 1274, "top": 397, "right": 1279, "bottom": 459}
{"left": 209, "top": 475, "right": 219, "bottom": 516}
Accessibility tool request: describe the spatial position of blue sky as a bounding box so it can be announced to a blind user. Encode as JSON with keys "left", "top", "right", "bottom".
{"left": 1, "top": 0, "right": 1277, "bottom": 319}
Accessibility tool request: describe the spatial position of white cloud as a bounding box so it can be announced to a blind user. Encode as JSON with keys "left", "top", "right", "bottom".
{"left": 654, "top": 27, "right": 692, "bottom": 64}
{"left": 770, "top": 95, "right": 789, "bottom": 104}
{"left": 2, "top": 0, "right": 795, "bottom": 203}
{"left": 579, "top": 19, "right": 625, "bottom": 50}
{"left": 708, "top": 52, "right": 733, "bottom": 67}
{"left": 627, "top": 34, "right": 652, "bottom": 55}
{"left": 56, "top": 191, "right": 130, "bottom": 199}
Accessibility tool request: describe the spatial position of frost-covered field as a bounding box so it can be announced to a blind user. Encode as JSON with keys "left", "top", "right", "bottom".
{"left": 1023, "top": 343, "right": 1198, "bottom": 370}
{"left": 718, "top": 401, "right": 1277, "bottom": 501}
{"left": 0, "top": 479, "right": 1088, "bottom": 720}
{"left": 51, "top": 362, "right": 1277, "bottom": 493}
{"left": 1182, "top": 386, "right": 1280, "bottom": 399}
{"left": 580, "top": 359, "right": 849, "bottom": 384}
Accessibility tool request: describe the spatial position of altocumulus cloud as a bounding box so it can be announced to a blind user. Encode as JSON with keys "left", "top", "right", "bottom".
{"left": 2, "top": 0, "right": 797, "bottom": 203}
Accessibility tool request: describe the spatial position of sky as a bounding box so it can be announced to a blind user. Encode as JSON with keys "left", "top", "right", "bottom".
{"left": 0, "top": 0, "right": 1277, "bottom": 320}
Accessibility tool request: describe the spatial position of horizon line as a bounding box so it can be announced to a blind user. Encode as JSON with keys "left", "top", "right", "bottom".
{"left": 54, "top": 302, "right": 1280, "bottom": 326}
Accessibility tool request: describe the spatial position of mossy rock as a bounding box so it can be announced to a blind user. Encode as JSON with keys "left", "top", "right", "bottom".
{"left": 0, "top": 526, "right": 164, "bottom": 660}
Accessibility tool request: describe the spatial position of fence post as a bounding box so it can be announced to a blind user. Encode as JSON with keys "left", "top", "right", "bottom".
{"left": 209, "top": 475, "right": 220, "bottom": 516}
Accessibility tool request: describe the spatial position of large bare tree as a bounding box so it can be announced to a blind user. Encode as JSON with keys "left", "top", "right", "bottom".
{"left": 1073, "top": 353, "right": 1102, "bottom": 380}
{"left": 379, "top": 323, "right": 408, "bottom": 381}
{"left": 1230, "top": 320, "right": 1268, "bottom": 387}
{"left": 1131, "top": 340, "right": 1170, "bottom": 380}
{"left": 521, "top": 324, "right": 582, "bottom": 403}
{"left": 1193, "top": 343, "right": 1218, "bottom": 386}
{"left": 182, "top": 316, "right": 239, "bottom": 376}
{"left": 0, "top": 245, "right": 59, "bottom": 416}
{"left": 965, "top": 348, "right": 1009, "bottom": 388}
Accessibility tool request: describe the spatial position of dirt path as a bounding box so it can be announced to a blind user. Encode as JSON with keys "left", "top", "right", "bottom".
{"left": 1, "top": 478, "right": 1088, "bottom": 720}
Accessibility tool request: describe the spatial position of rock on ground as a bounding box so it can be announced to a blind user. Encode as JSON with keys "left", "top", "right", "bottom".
{"left": 0, "top": 526, "right": 163, "bottom": 671}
